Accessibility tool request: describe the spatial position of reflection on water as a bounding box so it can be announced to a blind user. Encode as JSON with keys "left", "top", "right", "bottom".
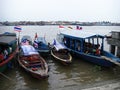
{"left": 0, "top": 26, "right": 120, "bottom": 90}
{"left": 1, "top": 56, "right": 120, "bottom": 90}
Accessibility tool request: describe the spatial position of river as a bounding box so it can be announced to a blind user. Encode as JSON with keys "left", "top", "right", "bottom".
{"left": 0, "top": 26, "right": 120, "bottom": 90}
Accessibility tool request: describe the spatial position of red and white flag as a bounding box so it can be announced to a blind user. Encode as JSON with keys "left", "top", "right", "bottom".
{"left": 34, "top": 33, "right": 38, "bottom": 40}
{"left": 76, "top": 26, "right": 82, "bottom": 30}
{"left": 59, "top": 25, "right": 64, "bottom": 28}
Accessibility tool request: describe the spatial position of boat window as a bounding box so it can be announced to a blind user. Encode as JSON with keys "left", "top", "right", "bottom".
{"left": 83, "top": 39, "right": 94, "bottom": 53}
{"left": 93, "top": 38, "right": 98, "bottom": 45}
{"left": 83, "top": 37, "right": 102, "bottom": 55}
{"left": 76, "top": 40, "right": 81, "bottom": 51}
{"left": 56, "top": 34, "right": 64, "bottom": 43}
{"left": 63, "top": 37, "right": 70, "bottom": 48}
{"left": 71, "top": 39, "right": 75, "bottom": 50}
{"left": 63, "top": 37, "right": 67, "bottom": 45}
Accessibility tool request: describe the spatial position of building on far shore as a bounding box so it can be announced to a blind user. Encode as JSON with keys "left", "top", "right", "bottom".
{"left": 0, "top": 21, "right": 120, "bottom": 26}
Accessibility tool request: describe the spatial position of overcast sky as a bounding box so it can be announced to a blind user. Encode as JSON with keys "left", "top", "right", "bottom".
{"left": 0, "top": 0, "right": 120, "bottom": 22}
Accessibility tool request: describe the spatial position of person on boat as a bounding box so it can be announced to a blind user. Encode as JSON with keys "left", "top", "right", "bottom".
{"left": 0, "top": 50, "right": 4, "bottom": 63}
{"left": 95, "top": 44, "right": 101, "bottom": 55}
{"left": 63, "top": 38, "right": 67, "bottom": 45}
{"left": 76, "top": 43, "right": 81, "bottom": 52}
{"left": 7, "top": 46, "right": 12, "bottom": 55}
{"left": 3, "top": 47, "right": 8, "bottom": 60}
{"left": 84, "top": 42, "right": 92, "bottom": 54}
{"left": 87, "top": 44, "right": 100, "bottom": 55}
{"left": 84, "top": 42, "right": 88, "bottom": 53}
{"left": 71, "top": 40, "right": 75, "bottom": 49}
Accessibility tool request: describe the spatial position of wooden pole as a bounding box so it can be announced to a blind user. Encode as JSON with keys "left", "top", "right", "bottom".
{"left": 0, "top": 72, "right": 13, "bottom": 81}
{"left": 18, "top": 31, "right": 20, "bottom": 46}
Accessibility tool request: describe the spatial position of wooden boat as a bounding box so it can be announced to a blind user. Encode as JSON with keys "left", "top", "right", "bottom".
{"left": 57, "top": 30, "right": 120, "bottom": 67}
{"left": 51, "top": 39, "right": 72, "bottom": 65}
{"left": 18, "top": 36, "right": 49, "bottom": 79}
{"left": 0, "top": 32, "right": 18, "bottom": 72}
{"left": 33, "top": 36, "right": 50, "bottom": 54}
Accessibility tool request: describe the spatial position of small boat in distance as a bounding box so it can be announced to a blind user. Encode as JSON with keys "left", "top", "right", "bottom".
{"left": 0, "top": 32, "right": 18, "bottom": 72}
{"left": 18, "top": 36, "right": 49, "bottom": 79}
{"left": 57, "top": 30, "right": 120, "bottom": 67}
{"left": 51, "top": 39, "right": 72, "bottom": 65}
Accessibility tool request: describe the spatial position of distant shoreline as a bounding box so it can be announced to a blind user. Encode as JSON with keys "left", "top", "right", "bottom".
{"left": 0, "top": 21, "right": 120, "bottom": 26}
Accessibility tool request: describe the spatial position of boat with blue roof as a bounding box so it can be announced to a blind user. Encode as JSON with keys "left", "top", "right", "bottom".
{"left": 33, "top": 33, "right": 50, "bottom": 55}
{"left": 57, "top": 30, "right": 120, "bottom": 67}
{"left": 18, "top": 35, "right": 49, "bottom": 79}
{"left": 33, "top": 37, "right": 50, "bottom": 54}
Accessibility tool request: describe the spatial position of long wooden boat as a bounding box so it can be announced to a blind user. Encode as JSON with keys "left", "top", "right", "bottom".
{"left": 51, "top": 39, "right": 72, "bottom": 65}
{"left": 0, "top": 32, "right": 17, "bottom": 72}
{"left": 57, "top": 30, "right": 120, "bottom": 67}
{"left": 18, "top": 36, "right": 49, "bottom": 79}
{"left": 33, "top": 36, "right": 50, "bottom": 55}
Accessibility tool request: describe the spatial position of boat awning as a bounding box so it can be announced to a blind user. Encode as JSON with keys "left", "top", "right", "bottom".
{"left": 21, "top": 35, "right": 32, "bottom": 42}
{"left": 0, "top": 36, "right": 16, "bottom": 45}
{"left": 21, "top": 45, "right": 39, "bottom": 55}
{"left": 53, "top": 39, "right": 67, "bottom": 51}
{"left": 60, "top": 29, "right": 105, "bottom": 39}
{"left": 37, "top": 37, "right": 47, "bottom": 44}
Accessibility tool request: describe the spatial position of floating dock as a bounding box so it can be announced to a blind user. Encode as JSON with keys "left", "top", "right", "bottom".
{"left": 107, "top": 31, "right": 120, "bottom": 58}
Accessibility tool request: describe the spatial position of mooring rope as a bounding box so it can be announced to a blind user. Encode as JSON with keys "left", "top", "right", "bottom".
{"left": 0, "top": 72, "right": 13, "bottom": 81}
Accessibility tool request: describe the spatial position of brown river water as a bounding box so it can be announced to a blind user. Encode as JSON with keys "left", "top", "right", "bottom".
{"left": 0, "top": 26, "right": 120, "bottom": 90}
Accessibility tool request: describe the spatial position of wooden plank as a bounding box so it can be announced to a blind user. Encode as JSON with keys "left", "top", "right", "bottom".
{"left": 101, "top": 56, "right": 120, "bottom": 66}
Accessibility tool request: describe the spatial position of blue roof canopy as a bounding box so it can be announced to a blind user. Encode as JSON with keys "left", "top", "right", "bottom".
{"left": 0, "top": 36, "right": 16, "bottom": 45}
{"left": 60, "top": 30, "right": 105, "bottom": 39}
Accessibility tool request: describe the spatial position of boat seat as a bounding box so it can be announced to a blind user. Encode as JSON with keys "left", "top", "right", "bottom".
{"left": 25, "top": 62, "right": 41, "bottom": 68}
{"left": 21, "top": 55, "right": 40, "bottom": 62}
{"left": 29, "top": 60, "right": 41, "bottom": 64}
{"left": 22, "top": 59, "right": 41, "bottom": 65}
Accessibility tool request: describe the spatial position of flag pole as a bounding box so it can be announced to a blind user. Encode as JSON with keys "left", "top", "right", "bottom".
{"left": 14, "top": 26, "right": 21, "bottom": 46}
{"left": 18, "top": 31, "right": 20, "bottom": 46}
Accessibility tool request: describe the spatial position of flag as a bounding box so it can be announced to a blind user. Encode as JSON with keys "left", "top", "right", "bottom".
{"left": 34, "top": 33, "right": 38, "bottom": 41}
{"left": 76, "top": 26, "right": 82, "bottom": 30}
{"left": 33, "top": 33, "right": 38, "bottom": 48}
{"left": 33, "top": 40, "right": 38, "bottom": 48}
{"left": 79, "top": 27, "right": 82, "bottom": 30}
{"left": 14, "top": 26, "right": 22, "bottom": 32}
{"left": 44, "top": 33, "right": 46, "bottom": 39}
{"left": 76, "top": 25, "right": 80, "bottom": 30}
{"left": 35, "top": 33, "right": 38, "bottom": 38}
{"left": 59, "top": 25, "right": 64, "bottom": 28}
{"left": 53, "top": 39, "right": 56, "bottom": 45}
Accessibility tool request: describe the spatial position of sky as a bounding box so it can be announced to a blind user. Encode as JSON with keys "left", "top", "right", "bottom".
{"left": 0, "top": 0, "right": 120, "bottom": 22}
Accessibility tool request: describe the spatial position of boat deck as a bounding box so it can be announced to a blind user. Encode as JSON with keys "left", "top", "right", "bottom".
{"left": 53, "top": 49, "right": 70, "bottom": 60}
